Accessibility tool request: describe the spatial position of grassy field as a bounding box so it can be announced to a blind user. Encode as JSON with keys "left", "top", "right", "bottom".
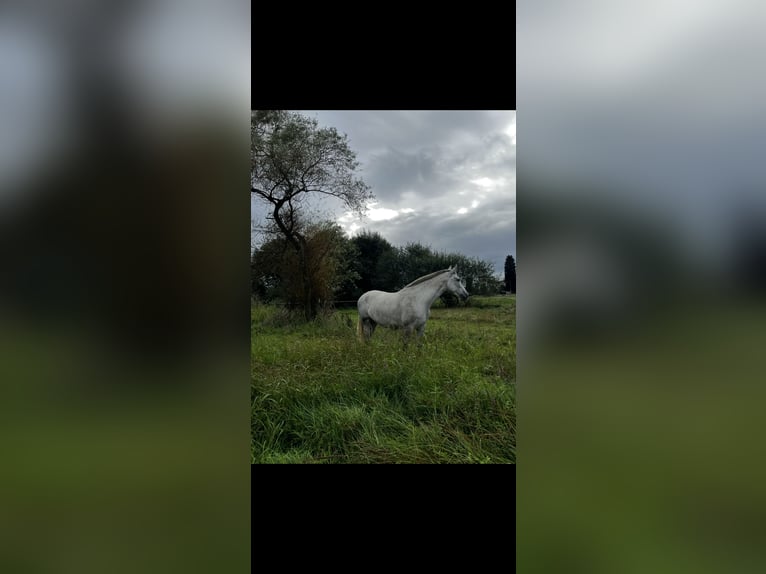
{"left": 251, "top": 295, "right": 515, "bottom": 464}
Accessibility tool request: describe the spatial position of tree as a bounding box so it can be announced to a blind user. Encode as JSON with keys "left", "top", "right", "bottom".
{"left": 251, "top": 111, "right": 373, "bottom": 319}
{"left": 251, "top": 236, "right": 291, "bottom": 302}
{"left": 251, "top": 221, "right": 359, "bottom": 310}
{"left": 376, "top": 246, "right": 404, "bottom": 292}
{"left": 316, "top": 222, "right": 360, "bottom": 303}
{"left": 367, "top": 241, "right": 498, "bottom": 306}
{"left": 351, "top": 230, "right": 394, "bottom": 297}
{"left": 400, "top": 242, "right": 436, "bottom": 286}
{"left": 504, "top": 254, "right": 516, "bottom": 293}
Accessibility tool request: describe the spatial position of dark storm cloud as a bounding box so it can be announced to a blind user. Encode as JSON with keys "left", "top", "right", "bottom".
{"left": 364, "top": 147, "right": 458, "bottom": 202}
{"left": 306, "top": 110, "right": 513, "bottom": 162}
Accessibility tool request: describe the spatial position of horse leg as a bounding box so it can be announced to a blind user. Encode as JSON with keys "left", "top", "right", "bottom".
{"left": 363, "top": 319, "right": 376, "bottom": 342}
{"left": 415, "top": 324, "right": 426, "bottom": 347}
{"left": 402, "top": 326, "right": 415, "bottom": 349}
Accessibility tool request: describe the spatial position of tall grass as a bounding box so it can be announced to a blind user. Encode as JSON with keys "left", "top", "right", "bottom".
{"left": 251, "top": 296, "right": 515, "bottom": 464}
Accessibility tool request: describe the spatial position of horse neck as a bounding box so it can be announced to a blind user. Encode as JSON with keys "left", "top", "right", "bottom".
{"left": 413, "top": 274, "right": 448, "bottom": 309}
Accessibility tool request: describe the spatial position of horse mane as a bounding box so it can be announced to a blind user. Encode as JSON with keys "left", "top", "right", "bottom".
{"left": 402, "top": 269, "right": 451, "bottom": 289}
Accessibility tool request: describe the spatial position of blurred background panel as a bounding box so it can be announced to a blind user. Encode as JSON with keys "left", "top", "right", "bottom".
{"left": 0, "top": 1, "right": 250, "bottom": 572}
{"left": 518, "top": 1, "right": 766, "bottom": 573}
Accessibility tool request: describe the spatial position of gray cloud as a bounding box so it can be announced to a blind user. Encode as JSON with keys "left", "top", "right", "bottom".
{"left": 365, "top": 147, "right": 441, "bottom": 201}
{"left": 305, "top": 110, "right": 513, "bottom": 162}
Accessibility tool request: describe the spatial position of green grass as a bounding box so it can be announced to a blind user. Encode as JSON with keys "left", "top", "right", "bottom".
{"left": 251, "top": 295, "right": 515, "bottom": 464}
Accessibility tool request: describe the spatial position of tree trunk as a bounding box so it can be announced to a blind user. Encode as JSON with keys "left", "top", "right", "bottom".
{"left": 299, "top": 243, "right": 317, "bottom": 321}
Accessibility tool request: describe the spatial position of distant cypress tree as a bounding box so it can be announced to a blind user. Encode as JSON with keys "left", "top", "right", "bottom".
{"left": 504, "top": 255, "right": 516, "bottom": 294}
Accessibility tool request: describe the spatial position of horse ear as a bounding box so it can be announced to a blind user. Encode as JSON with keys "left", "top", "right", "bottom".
{"left": 448, "top": 265, "right": 453, "bottom": 271}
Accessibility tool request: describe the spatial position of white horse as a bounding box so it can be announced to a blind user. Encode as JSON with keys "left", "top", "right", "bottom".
{"left": 357, "top": 266, "right": 470, "bottom": 344}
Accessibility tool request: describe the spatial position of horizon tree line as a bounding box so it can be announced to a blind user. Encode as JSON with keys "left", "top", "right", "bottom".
{"left": 252, "top": 228, "right": 511, "bottom": 309}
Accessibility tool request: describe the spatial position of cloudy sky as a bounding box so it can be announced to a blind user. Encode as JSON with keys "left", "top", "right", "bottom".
{"left": 517, "top": 0, "right": 766, "bottom": 273}
{"left": 251, "top": 111, "right": 515, "bottom": 276}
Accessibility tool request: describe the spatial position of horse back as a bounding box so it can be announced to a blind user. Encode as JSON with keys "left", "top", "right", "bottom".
{"left": 358, "top": 290, "right": 394, "bottom": 320}
{"left": 359, "top": 289, "right": 421, "bottom": 327}
{"left": 358, "top": 290, "right": 382, "bottom": 316}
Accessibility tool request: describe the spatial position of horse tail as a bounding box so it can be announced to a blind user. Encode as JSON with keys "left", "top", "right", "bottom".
{"left": 357, "top": 314, "right": 363, "bottom": 342}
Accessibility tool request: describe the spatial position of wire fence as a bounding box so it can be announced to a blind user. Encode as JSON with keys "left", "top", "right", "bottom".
{"left": 253, "top": 300, "right": 359, "bottom": 308}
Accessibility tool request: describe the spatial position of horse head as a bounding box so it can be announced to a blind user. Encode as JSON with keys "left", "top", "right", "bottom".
{"left": 446, "top": 266, "right": 470, "bottom": 301}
